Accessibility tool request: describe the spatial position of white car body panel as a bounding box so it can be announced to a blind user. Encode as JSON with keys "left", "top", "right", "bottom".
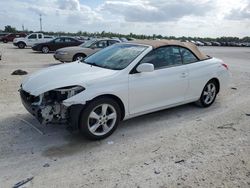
{"left": 22, "top": 62, "right": 119, "bottom": 96}
{"left": 128, "top": 65, "right": 189, "bottom": 115}
{"left": 21, "top": 45, "right": 230, "bottom": 122}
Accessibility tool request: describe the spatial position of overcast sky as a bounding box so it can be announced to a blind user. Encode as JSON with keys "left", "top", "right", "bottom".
{"left": 0, "top": 0, "right": 249, "bottom": 37}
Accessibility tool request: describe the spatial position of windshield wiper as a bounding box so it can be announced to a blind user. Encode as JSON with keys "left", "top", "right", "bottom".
{"left": 83, "top": 61, "right": 103, "bottom": 68}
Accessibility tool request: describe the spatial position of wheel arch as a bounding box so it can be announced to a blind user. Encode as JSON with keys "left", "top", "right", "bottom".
{"left": 17, "top": 41, "right": 26, "bottom": 46}
{"left": 42, "top": 45, "right": 50, "bottom": 51}
{"left": 89, "top": 94, "right": 126, "bottom": 120}
{"left": 208, "top": 77, "right": 220, "bottom": 94}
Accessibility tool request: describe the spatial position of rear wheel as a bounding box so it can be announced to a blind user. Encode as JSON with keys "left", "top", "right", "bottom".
{"left": 79, "top": 97, "right": 121, "bottom": 140}
{"left": 17, "top": 42, "right": 26, "bottom": 49}
{"left": 41, "top": 46, "right": 50, "bottom": 53}
{"left": 196, "top": 80, "right": 218, "bottom": 107}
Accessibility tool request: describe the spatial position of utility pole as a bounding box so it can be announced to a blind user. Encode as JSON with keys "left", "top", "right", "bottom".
{"left": 22, "top": 24, "right": 24, "bottom": 31}
{"left": 39, "top": 14, "right": 42, "bottom": 32}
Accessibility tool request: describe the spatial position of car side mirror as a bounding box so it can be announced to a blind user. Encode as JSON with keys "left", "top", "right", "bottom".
{"left": 136, "top": 63, "right": 154, "bottom": 73}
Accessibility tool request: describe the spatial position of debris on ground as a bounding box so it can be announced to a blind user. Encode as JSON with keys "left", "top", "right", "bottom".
{"left": 175, "top": 159, "right": 185, "bottom": 164}
{"left": 11, "top": 69, "right": 28, "bottom": 75}
{"left": 245, "top": 113, "right": 250, "bottom": 116}
{"left": 144, "top": 162, "right": 150, "bottom": 165}
{"left": 152, "top": 146, "right": 161, "bottom": 153}
{"left": 43, "top": 163, "right": 50, "bottom": 167}
{"left": 154, "top": 169, "right": 160, "bottom": 174}
{"left": 217, "top": 123, "right": 236, "bottom": 131}
{"left": 13, "top": 177, "right": 33, "bottom": 188}
{"left": 107, "top": 141, "right": 114, "bottom": 145}
{"left": 17, "top": 117, "right": 45, "bottom": 135}
{"left": 231, "top": 87, "right": 237, "bottom": 90}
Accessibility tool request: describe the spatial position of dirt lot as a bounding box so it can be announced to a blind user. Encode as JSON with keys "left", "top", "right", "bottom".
{"left": 0, "top": 43, "right": 249, "bottom": 188}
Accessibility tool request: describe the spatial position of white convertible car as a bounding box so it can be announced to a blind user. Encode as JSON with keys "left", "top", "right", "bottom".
{"left": 20, "top": 40, "right": 230, "bottom": 140}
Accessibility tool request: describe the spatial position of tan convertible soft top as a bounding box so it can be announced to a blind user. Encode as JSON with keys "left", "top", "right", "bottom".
{"left": 128, "top": 40, "right": 208, "bottom": 60}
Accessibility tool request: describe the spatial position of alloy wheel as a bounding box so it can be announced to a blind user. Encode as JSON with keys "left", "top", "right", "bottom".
{"left": 87, "top": 104, "right": 117, "bottom": 136}
{"left": 42, "top": 47, "right": 49, "bottom": 53}
{"left": 202, "top": 83, "right": 216, "bottom": 105}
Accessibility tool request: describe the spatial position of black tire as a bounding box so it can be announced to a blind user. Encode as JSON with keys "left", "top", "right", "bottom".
{"left": 196, "top": 80, "right": 218, "bottom": 107}
{"left": 17, "top": 42, "right": 26, "bottom": 49}
{"left": 73, "top": 53, "right": 86, "bottom": 61}
{"left": 3, "top": 39, "right": 8, "bottom": 43}
{"left": 79, "top": 97, "right": 121, "bottom": 140}
{"left": 41, "top": 46, "right": 50, "bottom": 53}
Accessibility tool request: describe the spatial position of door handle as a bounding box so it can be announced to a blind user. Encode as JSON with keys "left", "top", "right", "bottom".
{"left": 181, "top": 72, "right": 188, "bottom": 78}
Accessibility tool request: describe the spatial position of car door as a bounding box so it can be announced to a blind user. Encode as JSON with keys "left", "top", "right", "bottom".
{"left": 92, "top": 40, "right": 108, "bottom": 51}
{"left": 108, "top": 40, "right": 119, "bottom": 46}
{"left": 37, "top": 33, "right": 43, "bottom": 43}
{"left": 179, "top": 47, "right": 211, "bottom": 100}
{"left": 128, "top": 46, "right": 189, "bottom": 115}
{"left": 27, "top": 34, "right": 38, "bottom": 45}
{"left": 64, "top": 38, "right": 78, "bottom": 47}
{"left": 53, "top": 38, "right": 65, "bottom": 51}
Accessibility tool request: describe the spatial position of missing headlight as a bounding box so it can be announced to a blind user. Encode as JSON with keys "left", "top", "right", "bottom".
{"left": 44, "top": 85, "right": 85, "bottom": 103}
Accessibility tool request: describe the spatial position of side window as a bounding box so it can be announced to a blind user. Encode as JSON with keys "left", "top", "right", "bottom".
{"left": 65, "top": 38, "right": 74, "bottom": 42}
{"left": 54, "top": 38, "right": 64, "bottom": 43}
{"left": 180, "top": 47, "right": 198, "bottom": 64}
{"left": 108, "top": 40, "right": 119, "bottom": 46}
{"left": 28, "top": 34, "right": 37, "bottom": 39}
{"left": 140, "top": 46, "right": 182, "bottom": 69}
{"left": 38, "top": 34, "right": 42, "bottom": 39}
{"left": 96, "top": 41, "right": 108, "bottom": 48}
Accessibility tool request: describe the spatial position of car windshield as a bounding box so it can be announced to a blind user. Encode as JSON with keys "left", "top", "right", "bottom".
{"left": 79, "top": 40, "right": 97, "bottom": 48}
{"left": 82, "top": 44, "right": 147, "bottom": 70}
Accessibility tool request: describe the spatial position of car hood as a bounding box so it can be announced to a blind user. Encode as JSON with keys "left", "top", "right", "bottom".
{"left": 22, "top": 62, "right": 118, "bottom": 96}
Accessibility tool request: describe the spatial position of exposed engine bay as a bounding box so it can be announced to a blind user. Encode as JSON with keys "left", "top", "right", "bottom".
{"left": 20, "top": 86, "right": 84, "bottom": 124}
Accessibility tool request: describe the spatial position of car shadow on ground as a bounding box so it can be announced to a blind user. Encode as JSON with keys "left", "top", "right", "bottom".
{"left": 0, "top": 102, "right": 218, "bottom": 159}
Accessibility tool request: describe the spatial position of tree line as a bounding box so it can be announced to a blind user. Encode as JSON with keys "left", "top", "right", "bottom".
{"left": 1, "top": 25, "right": 250, "bottom": 43}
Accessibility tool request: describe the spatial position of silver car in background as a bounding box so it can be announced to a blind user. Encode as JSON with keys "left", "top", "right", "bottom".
{"left": 54, "top": 39, "right": 120, "bottom": 62}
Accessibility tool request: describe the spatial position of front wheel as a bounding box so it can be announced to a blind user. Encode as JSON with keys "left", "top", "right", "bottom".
{"left": 196, "top": 80, "right": 218, "bottom": 107}
{"left": 73, "top": 54, "right": 86, "bottom": 61}
{"left": 79, "top": 97, "right": 121, "bottom": 140}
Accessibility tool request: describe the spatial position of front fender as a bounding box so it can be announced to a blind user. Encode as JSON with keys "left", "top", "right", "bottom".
{"left": 62, "top": 85, "right": 129, "bottom": 117}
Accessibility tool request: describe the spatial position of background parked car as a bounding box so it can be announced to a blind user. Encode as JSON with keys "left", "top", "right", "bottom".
{"left": 54, "top": 39, "right": 120, "bottom": 62}
{"left": 1, "top": 33, "right": 26, "bottom": 43}
{"left": 13, "top": 33, "right": 54, "bottom": 49}
{"left": 0, "top": 33, "right": 8, "bottom": 41}
{"left": 32, "top": 37, "right": 83, "bottom": 53}
{"left": 211, "top": 42, "right": 221, "bottom": 46}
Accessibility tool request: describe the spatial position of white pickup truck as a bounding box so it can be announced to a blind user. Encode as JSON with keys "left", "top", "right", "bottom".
{"left": 13, "top": 33, "right": 54, "bottom": 49}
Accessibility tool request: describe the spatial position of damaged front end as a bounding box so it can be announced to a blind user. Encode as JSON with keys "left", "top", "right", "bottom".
{"left": 20, "top": 85, "right": 84, "bottom": 124}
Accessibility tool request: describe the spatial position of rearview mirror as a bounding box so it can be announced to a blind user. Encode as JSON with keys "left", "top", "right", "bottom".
{"left": 136, "top": 63, "right": 154, "bottom": 73}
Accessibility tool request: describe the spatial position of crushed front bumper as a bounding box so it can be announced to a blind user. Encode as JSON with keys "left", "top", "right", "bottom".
{"left": 20, "top": 89, "right": 40, "bottom": 118}
{"left": 19, "top": 89, "right": 83, "bottom": 131}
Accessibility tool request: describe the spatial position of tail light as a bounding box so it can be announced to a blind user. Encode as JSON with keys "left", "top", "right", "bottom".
{"left": 222, "top": 63, "right": 229, "bottom": 70}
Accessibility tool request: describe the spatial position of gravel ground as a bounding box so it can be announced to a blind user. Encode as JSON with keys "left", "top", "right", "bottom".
{"left": 0, "top": 43, "right": 249, "bottom": 188}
